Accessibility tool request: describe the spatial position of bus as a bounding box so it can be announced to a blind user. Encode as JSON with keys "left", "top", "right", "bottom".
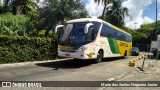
{"left": 55, "top": 18, "right": 132, "bottom": 63}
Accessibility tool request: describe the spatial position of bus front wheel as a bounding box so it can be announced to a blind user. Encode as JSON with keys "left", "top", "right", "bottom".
{"left": 94, "top": 50, "right": 103, "bottom": 63}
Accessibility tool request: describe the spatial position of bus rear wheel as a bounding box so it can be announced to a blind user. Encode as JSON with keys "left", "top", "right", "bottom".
{"left": 123, "top": 51, "right": 127, "bottom": 59}
{"left": 94, "top": 50, "right": 103, "bottom": 63}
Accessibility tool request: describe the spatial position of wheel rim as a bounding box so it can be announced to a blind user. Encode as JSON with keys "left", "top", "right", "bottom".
{"left": 97, "top": 51, "right": 102, "bottom": 62}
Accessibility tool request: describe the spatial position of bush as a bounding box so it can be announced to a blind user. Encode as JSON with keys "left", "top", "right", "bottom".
{"left": 0, "top": 35, "right": 58, "bottom": 64}
{"left": 0, "top": 13, "right": 36, "bottom": 36}
{"left": 38, "top": 30, "right": 54, "bottom": 38}
{"left": 38, "top": 30, "right": 46, "bottom": 37}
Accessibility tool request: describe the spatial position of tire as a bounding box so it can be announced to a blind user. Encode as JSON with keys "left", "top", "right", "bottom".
{"left": 136, "top": 53, "right": 139, "bottom": 56}
{"left": 94, "top": 50, "right": 103, "bottom": 63}
{"left": 123, "top": 51, "right": 127, "bottom": 59}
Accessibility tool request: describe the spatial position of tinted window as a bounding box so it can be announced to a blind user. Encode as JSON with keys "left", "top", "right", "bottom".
{"left": 100, "top": 23, "right": 132, "bottom": 42}
{"left": 101, "top": 24, "right": 108, "bottom": 37}
{"left": 101, "top": 24, "right": 115, "bottom": 38}
{"left": 132, "top": 47, "right": 139, "bottom": 51}
{"left": 92, "top": 22, "right": 101, "bottom": 31}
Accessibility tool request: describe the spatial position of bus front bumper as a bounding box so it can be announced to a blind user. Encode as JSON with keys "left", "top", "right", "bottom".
{"left": 58, "top": 50, "right": 96, "bottom": 60}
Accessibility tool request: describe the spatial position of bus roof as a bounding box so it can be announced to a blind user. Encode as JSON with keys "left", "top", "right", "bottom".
{"left": 67, "top": 18, "right": 131, "bottom": 36}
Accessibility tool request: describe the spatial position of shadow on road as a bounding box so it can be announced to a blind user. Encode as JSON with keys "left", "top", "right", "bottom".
{"left": 102, "top": 57, "right": 124, "bottom": 62}
{"left": 137, "top": 67, "right": 145, "bottom": 71}
{"left": 36, "top": 57, "right": 123, "bottom": 70}
{"left": 36, "top": 59, "right": 93, "bottom": 70}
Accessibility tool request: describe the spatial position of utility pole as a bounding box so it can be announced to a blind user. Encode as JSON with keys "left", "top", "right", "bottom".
{"left": 155, "top": 0, "right": 158, "bottom": 40}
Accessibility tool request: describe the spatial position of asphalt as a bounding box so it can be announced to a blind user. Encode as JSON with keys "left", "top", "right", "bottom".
{"left": 0, "top": 53, "right": 159, "bottom": 90}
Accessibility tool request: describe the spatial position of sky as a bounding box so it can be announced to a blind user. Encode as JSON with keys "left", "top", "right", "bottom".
{"left": 1, "top": 0, "right": 159, "bottom": 29}
{"left": 35, "top": 0, "right": 160, "bottom": 29}
{"left": 85, "top": 0, "right": 160, "bottom": 29}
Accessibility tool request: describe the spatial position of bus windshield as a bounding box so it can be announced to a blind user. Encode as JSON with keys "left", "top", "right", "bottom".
{"left": 60, "top": 22, "right": 86, "bottom": 45}
{"left": 59, "top": 22, "right": 101, "bottom": 47}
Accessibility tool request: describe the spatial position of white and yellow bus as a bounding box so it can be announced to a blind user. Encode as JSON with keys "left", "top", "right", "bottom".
{"left": 55, "top": 18, "right": 132, "bottom": 63}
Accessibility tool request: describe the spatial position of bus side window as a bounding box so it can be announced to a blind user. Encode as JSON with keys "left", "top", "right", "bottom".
{"left": 126, "top": 35, "right": 128, "bottom": 42}
{"left": 100, "top": 24, "right": 107, "bottom": 37}
{"left": 106, "top": 25, "right": 111, "bottom": 38}
{"left": 114, "top": 31, "right": 118, "bottom": 40}
{"left": 107, "top": 26, "right": 112, "bottom": 38}
{"left": 122, "top": 33, "right": 125, "bottom": 41}
{"left": 117, "top": 31, "right": 122, "bottom": 41}
{"left": 127, "top": 35, "right": 131, "bottom": 42}
{"left": 129, "top": 35, "right": 132, "bottom": 42}
{"left": 124, "top": 35, "right": 127, "bottom": 42}
{"left": 112, "top": 28, "right": 117, "bottom": 39}
{"left": 92, "top": 22, "right": 101, "bottom": 37}
{"left": 106, "top": 25, "right": 113, "bottom": 38}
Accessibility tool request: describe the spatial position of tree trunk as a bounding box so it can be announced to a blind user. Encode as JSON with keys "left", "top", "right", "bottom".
{"left": 101, "top": 0, "right": 107, "bottom": 19}
{"left": 45, "top": 28, "right": 50, "bottom": 38}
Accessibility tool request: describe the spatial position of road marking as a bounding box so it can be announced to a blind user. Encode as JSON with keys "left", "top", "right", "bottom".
{"left": 117, "top": 73, "right": 135, "bottom": 81}
{"left": 107, "top": 78, "right": 116, "bottom": 81}
{"left": 97, "top": 72, "right": 135, "bottom": 90}
{"left": 109, "top": 62, "right": 127, "bottom": 67}
{"left": 117, "top": 72, "right": 126, "bottom": 78}
{"left": 97, "top": 87, "right": 106, "bottom": 90}
{"left": 97, "top": 55, "right": 143, "bottom": 90}
{"left": 116, "top": 63, "right": 127, "bottom": 66}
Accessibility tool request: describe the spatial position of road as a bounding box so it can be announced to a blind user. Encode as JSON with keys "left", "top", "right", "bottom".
{"left": 0, "top": 54, "right": 160, "bottom": 90}
{"left": 0, "top": 56, "right": 137, "bottom": 81}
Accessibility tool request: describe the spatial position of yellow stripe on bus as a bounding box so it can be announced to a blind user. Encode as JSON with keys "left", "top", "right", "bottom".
{"left": 117, "top": 40, "right": 132, "bottom": 56}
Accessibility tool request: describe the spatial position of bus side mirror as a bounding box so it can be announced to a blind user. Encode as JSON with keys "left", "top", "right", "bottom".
{"left": 55, "top": 25, "right": 64, "bottom": 33}
{"left": 84, "top": 23, "right": 93, "bottom": 34}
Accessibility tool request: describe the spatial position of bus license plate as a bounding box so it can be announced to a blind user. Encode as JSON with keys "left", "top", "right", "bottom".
{"left": 65, "top": 54, "right": 70, "bottom": 56}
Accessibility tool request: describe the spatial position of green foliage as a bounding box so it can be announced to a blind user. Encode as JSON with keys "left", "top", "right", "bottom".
{"left": 1, "top": 0, "right": 39, "bottom": 16}
{"left": 38, "top": 30, "right": 46, "bottom": 37}
{"left": 1, "top": 0, "right": 40, "bottom": 34}
{"left": 122, "top": 27, "right": 133, "bottom": 34}
{"left": 124, "top": 21, "right": 160, "bottom": 51}
{"left": 94, "top": 0, "right": 114, "bottom": 18}
{"left": 0, "top": 13, "right": 36, "bottom": 36}
{"left": 139, "top": 21, "right": 160, "bottom": 40}
{"left": 0, "top": 35, "right": 58, "bottom": 64}
{"left": 104, "top": 0, "right": 131, "bottom": 28}
{"left": 38, "top": 30, "right": 53, "bottom": 37}
{"left": 40, "top": 0, "right": 88, "bottom": 37}
{"left": 0, "top": 0, "right": 88, "bottom": 37}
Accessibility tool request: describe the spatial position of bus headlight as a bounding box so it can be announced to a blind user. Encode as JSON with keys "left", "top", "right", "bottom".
{"left": 76, "top": 46, "right": 87, "bottom": 52}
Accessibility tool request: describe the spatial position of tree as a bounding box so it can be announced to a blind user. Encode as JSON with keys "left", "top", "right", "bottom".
{"left": 40, "top": 0, "right": 88, "bottom": 37}
{"left": 129, "top": 21, "right": 160, "bottom": 51}
{"left": 1, "top": 0, "right": 39, "bottom": 17}
{"left": 105, "top": 0, "right": 131, "bottom": 28}
{"left": 0, "top": 1, "right": 3, "bottom": 13}
{"left": 0, "top": 0, "right": 41, "bottom": 36}
{"left": 122, "top": 27, "right": 132, "bottom": 34}
{"left": 94, "top": 0, "right": 114, "bottom": 19}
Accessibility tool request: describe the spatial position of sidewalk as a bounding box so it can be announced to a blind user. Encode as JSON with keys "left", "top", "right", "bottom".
{"left": 145, "top": 58, "right": 160, "bottom": 72}
{"left": 122, "top": 58, "right": 160, "bottom": 81}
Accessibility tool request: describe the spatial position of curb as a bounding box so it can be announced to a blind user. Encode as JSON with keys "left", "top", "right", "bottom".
{"left": 0, "top": 58, "right": 72, "bottom": 68}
